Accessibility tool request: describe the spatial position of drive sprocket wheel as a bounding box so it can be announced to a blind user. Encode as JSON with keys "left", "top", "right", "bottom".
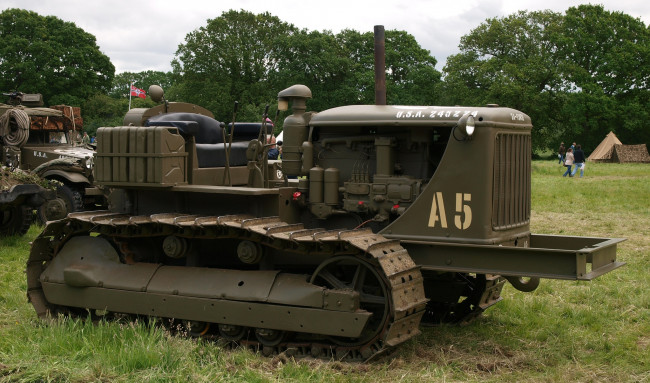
{"left": 310, "top": 255, "right": 390, "bottom": 346}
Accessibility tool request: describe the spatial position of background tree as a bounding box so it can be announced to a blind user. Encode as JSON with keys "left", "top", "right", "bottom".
{"left": 271, "top": 28, "right": 440, "bottom": 110}
{"left": 172, "top": 10, "right": 441, "bottom": 126}
{"left": 81, "top": 71, "right": 170, "bottom": 133}
{"left": 441, "top": 6, "right": 649, "bottom": 153}
{"left": 556, "top": 5, "right": 650, "bottom": 151}
{"left": 383, "top": 30, "right": 440, "bottom": 105}
{"left": 441, "top": 10, "right": 565, "bottom": 152}
{"left": 0, "top": 8, "right": 114, "bottom": 106}
{"left": 82, "top": 94, "right": 128, "bottom": 136}
{"left": 171, "top": 10, "right": 297, "bottom": 122}
{"left": 82, "top": 94, "right": 156, "bottom": 136}
{"left": 269, "top": 29, "right": 362, "bottom": 113}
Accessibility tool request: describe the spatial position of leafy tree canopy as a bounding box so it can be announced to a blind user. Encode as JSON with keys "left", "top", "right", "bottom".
{"left": 9, "top": 6, "right": 645, "bottom": 153}
{"left": 442, "top": 5, "right": 649, "bottom": 152}
{"left": 556, "top": 5, "right": 650, "bottom": 150}
{"left": 270, "top": 28, "right": 440, "bottom": 110}
{"left": 171, "top": 10, "right": 441, "bottom": 124}
{"left": 0, "top": 8, "right": 115, "bottom": 106}
{"left": 441, "top": 10, "right": 566, "bottom": 151}
{"left": 82, "top": 94, "right": 156, "bottom": 136}
{"left": 171, "top": 9, "right": 298, "bottom": 122}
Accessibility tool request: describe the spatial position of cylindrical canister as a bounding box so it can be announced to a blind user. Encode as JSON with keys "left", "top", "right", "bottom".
{"left": 281, "top": 114, "right": 309, "bottom": 176}
{"left": 324, "top": 167, "right": 340, "bottom": 206}
{"left": 309, "top": 166, "right": 324, "bottom": 204}
{"left": 301, "top": 141, "right": 314, "bottom": 174}
{"left": 375, "top": 137, "right": 394, "bottom": 176}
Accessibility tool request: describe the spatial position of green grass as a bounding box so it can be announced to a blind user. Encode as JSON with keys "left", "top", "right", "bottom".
{"left": 1, "top": 160, "right": 648, "bottom": 382}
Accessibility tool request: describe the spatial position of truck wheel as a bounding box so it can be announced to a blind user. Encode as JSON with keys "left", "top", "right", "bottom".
{"left": 0, "top": 205, "right": 33, "bottom": 237}
{"left": 37, "top": 184, "right": 83, "bottom": 223}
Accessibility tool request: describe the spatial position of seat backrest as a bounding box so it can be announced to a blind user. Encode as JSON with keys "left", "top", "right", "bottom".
{"left": 147, "top": 113, "right": 223, "bottom": 144}
{"left": 144, "top": 120, "right": 199, "bottom": 137}
{"left": 227, "top": 122, "right": 273, "bottom": 142}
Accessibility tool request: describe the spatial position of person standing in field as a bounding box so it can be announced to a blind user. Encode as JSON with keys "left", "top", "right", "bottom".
{"left": 264, "top": 118, "right": 280, "bottom": 160}
{"left": 571, "top": 144, "right": 586, "bottom": 177}
{"left": 558, "top": 142, "right": 566, "bottom": 164}
{"left": 563, "top": 148, "right": 574, "bottom": 177}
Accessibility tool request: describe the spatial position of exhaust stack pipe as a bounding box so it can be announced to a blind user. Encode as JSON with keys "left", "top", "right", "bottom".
{"left": 374, "top": 25, "right": 386, "bottom": 105}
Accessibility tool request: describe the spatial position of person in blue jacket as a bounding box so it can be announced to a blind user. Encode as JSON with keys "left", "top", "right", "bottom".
{"left": 571, "top": 144, "right": 586, "bottom": 177}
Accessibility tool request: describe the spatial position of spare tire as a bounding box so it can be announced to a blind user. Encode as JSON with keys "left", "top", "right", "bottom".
{"left": 37, "top": 184, "right": 83, "bottom": 223}
{"left": 0, "top": 204, "right": 32, "bottom": 237}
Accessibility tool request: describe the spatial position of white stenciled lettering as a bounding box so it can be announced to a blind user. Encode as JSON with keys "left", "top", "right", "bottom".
{"left": 510, "top": 113, "right": 525, "bottom": 121}
{"left": 401, "top": 109, "right": 479, "bottom": 120}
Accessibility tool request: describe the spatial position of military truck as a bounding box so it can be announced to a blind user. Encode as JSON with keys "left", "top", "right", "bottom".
{"left": 0, "top": 92, "right": 104, "bottom": 222}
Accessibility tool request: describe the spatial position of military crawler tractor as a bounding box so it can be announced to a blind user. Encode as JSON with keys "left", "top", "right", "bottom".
{"left": 0, "top": 92, "right": 104, "bottom": 222}
{"left": 26, "top": 83, "right": 624, "bottom": 360}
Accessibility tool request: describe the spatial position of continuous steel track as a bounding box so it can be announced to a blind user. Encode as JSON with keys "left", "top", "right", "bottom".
{"left": 27, "top": 211, "right": 428, "bottom": 361}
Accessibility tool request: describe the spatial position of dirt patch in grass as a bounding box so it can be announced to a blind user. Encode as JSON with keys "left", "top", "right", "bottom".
{"left": 638, "top": 335, "right": 650, "bottom": 351}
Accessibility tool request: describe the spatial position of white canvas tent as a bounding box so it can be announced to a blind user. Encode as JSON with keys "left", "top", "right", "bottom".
{"left": 587, "top": 131, "right": 622, "bottom": 162}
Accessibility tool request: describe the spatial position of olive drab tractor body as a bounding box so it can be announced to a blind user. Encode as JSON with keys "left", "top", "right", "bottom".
{"left": 23, "top": 25, "right": 625, "bottom": 361}
{"left": 27, "top": 80, "right": 625, "bottom": 360}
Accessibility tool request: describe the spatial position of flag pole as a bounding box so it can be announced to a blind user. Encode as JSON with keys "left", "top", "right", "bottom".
{"left": 129, "top": 80, "right": 137, "bottom": 110}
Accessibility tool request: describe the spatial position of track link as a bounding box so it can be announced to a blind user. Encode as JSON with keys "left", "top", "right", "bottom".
{"left": 27, "top": 211, "right": 427, "bottom": 361}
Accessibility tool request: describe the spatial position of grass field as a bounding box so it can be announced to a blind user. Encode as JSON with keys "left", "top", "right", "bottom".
{"left": 1, "top": 160, "right": 648, "bottom": 382}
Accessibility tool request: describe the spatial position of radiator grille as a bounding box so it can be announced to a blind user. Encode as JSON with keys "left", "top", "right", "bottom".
{"left": 492, "top": 133, "right": 531, "bottom": 230}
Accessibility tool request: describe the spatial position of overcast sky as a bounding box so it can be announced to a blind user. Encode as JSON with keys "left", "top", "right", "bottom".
{"left": 4, "top": 0, "right": 650, "bottom": 74}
